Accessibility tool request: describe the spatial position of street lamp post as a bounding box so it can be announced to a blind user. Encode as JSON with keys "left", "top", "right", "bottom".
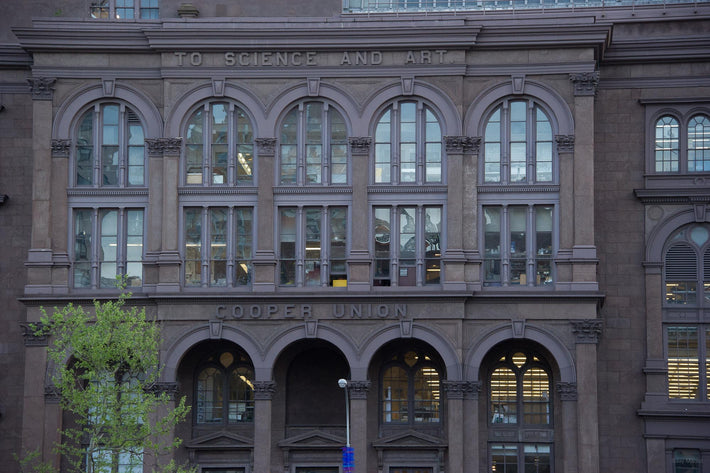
{"left": 338, "top": 378, "right": 354, "bottom": 473}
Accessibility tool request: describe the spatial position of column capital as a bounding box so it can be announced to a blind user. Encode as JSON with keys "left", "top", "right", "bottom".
{"left": 444, "top": 135, "right": 481, "bottom": 154}
{"left": 442, "top": 380, "right": 481, "bottom": 400}
{"left": 45, "top": 384, "right": 62, "bottom": 404}
{"left": 349, "top": 136, "right": 372, "bottom": 156}
{"left": 555, "top": 135, "right": 575, "bottom": 154}
{"left": 253, "top": 380, "right": 277, "bottom": 400}
{"left": 145, "top": 382, "right": 180, "bottom": 401}
{"left": 51, "top": 139, "right": 71, "bottom": 158}
{"left": 145, "top": 137, "right": 182, "bottom": 157}
{"left": 569, "top": 71, "right": 599, "bottom": 96}
{"left": 255, "top": 137, "right": 277, "bottom": 157}
{"left": 571, "top": 319, "right": 603, "bottom": 344}
{"left": 347, "top": 380, "right": 371, "bottom": 399}
{"left": 27, "top": 77, "right": 56, "bottom": 100}
{"left": 21, "top": 322, "right": 48, "bottom": 347}
{"left": 556, "top": 381, "right": 578, "bottom": 401}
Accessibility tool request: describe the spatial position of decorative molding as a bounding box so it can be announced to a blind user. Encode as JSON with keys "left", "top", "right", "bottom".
{"left": 511, "top": 74, "right": 526, "bottom": 94}
{"left": 21, "top": 322, "right": 48, "bottom": 346}
{"left": 274, "top": 186, "right": 352, "bottom": 195}
{"left": 66, "top": 188, "right": 149, "bottom": 197}
{"left": 368, "top": 185, "right": 448, "bottom": 194}
{"left": 400, "top": 319, "right": 412, "bottom": 337}
{"left": 512, "top": 319, "right": 525, "bottom": 338}
{"left": 571, "top": 319, "right": 603, "bottom": 344}
{"left": 177, "top": 2, "right": 199, "bottom": 18}
{"left": 27, "top": 77, "right": 56, "bottom": 100}
{"left": 348, "top": 380, "right": 371, "bottom": 400}
{"left": 555, "top": 135, "right": 575, "bottom": 153}
{"left": 556, "top": 382, "right": 578, "bottom": 401}
{"left": 307, "top": 77, "right": 320, "bottom": 96}
{"left": 305, "top": 319, "right": 318, "bottom": 338}
{"left": 146, "top": 382, "right": 180, "bottom": 401}
{"left": 444, "top": 135, "right": 480, "bottom": 154}
{"left": 477, "top": 184, "right": 560, "bottom": 193}
{"left": 349, "top": 136, "right": 372, "bottom": 156}
{"left": 45, "top": 384, "right": 61, "bottom": 404}
{"left": 253, "top": 381, "right": 277, "bottom": 400}
{"left": 178, "top": 186, "right": 258, "bottom": 196}
{"left": 212, "top": 78, "right": 225, "bottom": 96}
{"left": 51, "top": 139, "right": 71, "bottom": 158}
{"left": 209, "top": 319, "right": 223, "bottom": 339}
{"left": 401, "top": 76, "right": 414, "bottom": 95}
{"left": 145, "top": 137, "right": 182, "bottom": 156}
{"left": 102, "top": 78, "right": 115, "bottom": 97}
{"left": 569, "top": 71, "right": 599, "bottom": 96}
{"left": 256, "top": 137, "right": 276, "bottom": 156}
{"left": 442, "top": 380, "right": 481, "bottom": 400}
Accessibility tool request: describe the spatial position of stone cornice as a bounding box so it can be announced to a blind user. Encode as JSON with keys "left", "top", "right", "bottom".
{"left": 634, "top": 187, "right": 710, "bottom": 205}
{"left": 368, "top": 185, "right": 448, "bottom": 194}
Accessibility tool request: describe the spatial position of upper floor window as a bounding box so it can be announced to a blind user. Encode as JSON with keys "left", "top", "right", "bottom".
{"left": 195, "top": 347, "right": 254, "bottom": 424}
{"left": 279, "top": 101, "right": 348, "bottom": 185}
{"left": 75, "top": 103, "right": 145, "bottom": 187}
{"left": 184, "top": 207, "right": 253, "bottom": 288}
{"left": 655, "top": 113, "right": 710, "bottom": 173}
{"left": 483, "top": 205, "right": 554, "bottom": 287}
{"left": 185, "top": 102, "right": 254, "bottom": 186}
{"left": 373, "top": 205, "right": 442, "bottom": 287}
{"left": 664, "top": 224, "right": 710, "bottom": 307}
{"left": 482, "top": 98, "right": 554, "bottom": 185}
{"left": 673, "top": 449, "right": 702, "bottom": 473}
{"left": 381, "top": 348, "right": 441, "bottom": 425}
{"left": 666, "top": 326, "right": 709, "bottom": 401}
{"left": 90, "top": 0, "right": 158, "bottom": 19}
{"left": 374, "top": 100, "right": 442, "bottom": 184}
{"left": 279, "top": 206, "right": 348, "bottom": 287}
{"left": 73, "top": 208, "right": 144, "bottom": 289}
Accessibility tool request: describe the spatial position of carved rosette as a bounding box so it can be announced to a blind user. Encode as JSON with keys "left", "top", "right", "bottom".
{"left": 347, "top": 380, "right": 371, "bottom": 400}
{"left": 442, "top": 380, "right": 481, "bottom": 400}
{"left": 253, "top": 381, "right": 277, "bottom": 400}
{"left": 145, "top": 137, "right": 183, "bottom": 157}
{"left": 444, "top": 136, "right": 481, "bottom": 154}
{"left": 555, "top": 135, "right": 575, "bottom": 154}
{"left": 349, "top": 137, "right": 372, "bottom": 156}
{"left": 255, "top": 138, "right": 277, "bottom": 156}
{"left": 145, "top": 382, "right": 180, "bottom": 400}
{"left": 569, "top": 72, "right": 599, "bottom": 96}
{"left": 45, "top": 384, "right": 62, "bottom": 404}
{"left": 51, "top": 139, "right": 71, "bottom": 158}
{"left": 572, "top": 319, "right": 603, "bottom": 344}
{"left": 21, "top": 322, "right": 48, "bottom": 347}
{"left": 556, "top": 382, "right": 578, "bottom": 401}
{"left": 27, "top": 77, "right": 56, "bottom": 100}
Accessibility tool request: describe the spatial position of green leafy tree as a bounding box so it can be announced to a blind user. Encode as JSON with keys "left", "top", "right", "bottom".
{"left": 25, "top": 288, "right": 191, "bottom": 473}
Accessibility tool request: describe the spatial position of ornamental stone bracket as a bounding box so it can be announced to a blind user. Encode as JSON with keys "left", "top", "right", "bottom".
{"left": 556, "top": 382, "right": 578, "bottom": 401}
{"left": 442, "top": 380, "right": 482, "bottom": 400}
{"left": 349, "top": 136, "right": 372, "bottom": 156}
{"left": 444, "top": 135, "right": 481, "bottom": 154}
{"left": 569, "top": 72, "right": 599, "bottom": 96}
{"left": 146, "top": 382, "right": 180, "bottom": 401}
{"left": 555, "top": 135, "right": 575, "bottom": 154}
{"left": 145, "top": 137, "right": 183, "bottom": 157}
{"left": 347, "top": 380, "right": 371, "bottom": 400}
{"left": 27, "top": 77, "right": 56, "bottom": 100}
{"left": 255, "top": 137, "right": 276, "bottom": 156}
{"left": 571, "top": 319, "right": 603, "bottom": 344}
{"left": 45, "top": 384, "right": 61, "bottom": 404}
{"left": 21, "top": 322, "right": 48, "bottom": 347}
{"left": 51, "top": 139, "right": 71, "bottom": 158}
{"left": 253, "top": 381, "right": 277, "bottom": 400}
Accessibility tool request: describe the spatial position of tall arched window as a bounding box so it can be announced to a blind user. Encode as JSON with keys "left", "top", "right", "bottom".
{"left": 373, "top": 100, "right": 442, "bottom": 185}
{"left": 195, "top": 348, "right": 255, "bottom": 425}
{"left": 488, "top": 349, "right": 553, "bottom": 473}
{"left": 655, "top": 115, "right": 680, "bottom": 172}
{"left": 664, "top": 224, "right": 710, "bottom": 401}
{"left": 688, "top": 114, "right": 710, "bottom": 172}
{"left": 75, "top": 103, "right": 145, "bottom": 187}
{"left": 381, "top": 347, "right": 442, "bottom": 425}
{"left": 652, "top": 112, "right": 710, "bottom": 173}
{"left": 184, "top": 101, "right": 254, "bottom": 186}
{"left": 279, "top": 101, "right": 348, "bottom": 185}
{"left": 482, "top": 98, "right": 554, "bottom": 184}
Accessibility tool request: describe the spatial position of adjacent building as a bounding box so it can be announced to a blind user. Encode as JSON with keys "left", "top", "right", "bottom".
{"left": 1, "top": 0, "right": 709, "bottom": 472}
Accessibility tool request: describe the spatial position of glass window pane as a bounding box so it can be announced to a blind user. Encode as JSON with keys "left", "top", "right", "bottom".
{"left": 688, "top": 115, "right": 710, "bottom": 172}
{"left": 383, "top": 366, "right": 408, "bottom": 423}
{"left": 655, "top": 116, "right": 679, "bottom": 173}
{"left": 280, "top": 208, "right": 297, "bottom": 285}
{"left": 374, "top": 208, "right": 391, "bottom": 285}
{"left": 197, "top": 367, "right": 224, "bottom": 423}
{"left": 74, "top": 210, "right": 93, "bottom": 287}
{"left": 184, "top": 208, "right": 202, "bottom": 286}
{"left": 305, "top": 208, "right": 321, "bottom": 286}
{"left": 491, "top": 445, "right": 518, "bottom": 473}
{"left": 413, "top": 366, "right": 440, "bottom": 423}
{"left": 491, "top": 367, "right": 517, "bottom": 424}
{"left": 667, "top": 327, "right": 700, "bottom": 400}
{"left": 523, "top": 368, "right": 550, "bottom": 424}
{"left": 674, "top": 449, "right": 701, "bottom": 473}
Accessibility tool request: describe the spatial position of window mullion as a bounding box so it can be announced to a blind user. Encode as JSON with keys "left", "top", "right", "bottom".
{"left": 392, "top": 206, "right": 400, "bottom": 287}
{"left": 296, "top": 206, "right": 304, "bottom": 287}
{"left": 117, "top": 208, "right": 126, "bottom": 279}
{"left": 93, "top": 104, "right": 102, "bottom": 188}
{"left": 202, "top": 104, "right": 210, "bottom": 186}
{"left": 392, "top": 103, "right": 400, "bottom": 185}
{"left": 526, "top": 205, "right": 535, "bottom": 287}
{"left": 502, "top": 205, "right": 510, "bottom": 286}
{"left": 416, "top": 205, "right": 423, "bottom": 287}
{"left": 91, "top": 208, "right": 100, "bottom": 289}
{"left": 201, "top": 207, "right": 209, "bottom": 287}
{"left": 227, "top": 104, "right": 236, "bottom": 186}
{"left": 118, "top": 104, "right": 127, "bottom": 186}
{"left": 416, "top": 102, "right": 424, "bottom": 185}
{"left": 502, "top": 102, "right": 510, "bottom": 185}
{"left": 297, "top": 104, "right": 305, "bottom": 186}
{"left": 323, "top": 104, "right": 331, "bottom": 186}
{"left": 527, "top": 102, "right": 535, "bottom": 184}
{"left": 226, "top": 207, "right": 235, "bottom": 287}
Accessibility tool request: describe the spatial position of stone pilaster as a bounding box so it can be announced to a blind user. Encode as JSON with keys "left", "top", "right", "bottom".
{"left": 572, "top": 319, "right": 601, "bottom": 473}
{"left": 253, "top": 381, "right": 276, "bottom": 473}
{"left": 557, "top": 382, "right": 579, "bottom": 473}
{"left": 348, "top": 137, "right": 372, "bottom": 291}
{"left": 253, "top": 138, "right": 277, "bottom": 292}
{"left": 345, "top": 379, "right": 370, "bottom": 473}
{"left": 443, "top": 380, "right": 478, "bottom": 473}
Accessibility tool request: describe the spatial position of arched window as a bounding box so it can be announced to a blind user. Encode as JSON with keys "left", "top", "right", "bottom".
{"left": 279, "top": 101, "right": 348, "bottom": 185}
{"left": 195, "top": 348, "right": 254, "bottom": 425}
{"left": 664, "top": 224, "right": 710, "bottom": 401}
{"left": 482, "top": 98, "right": 554, "bottom": 184}
{"left": 381, "top": 348, "right": 441, "bottom": 425}
{"left": 184, "top": 101, "right": 254, "bottom": 186}
{"left": 74, "top": 103, "right": 145, "bottom": 187}
{"left": 488, "top": 349, "right": 552, "bottom": 473}
{"left": 688, "top": 114, "right": 710, "bottom": 172}
{"left": 373, "top": 100, "right": 442, "bottom": 185}
{"left": 655, "top": 115, "right": 680, "bottom": 172}
{"left": 652, "top": 111, "right": 710, "bottom": 174}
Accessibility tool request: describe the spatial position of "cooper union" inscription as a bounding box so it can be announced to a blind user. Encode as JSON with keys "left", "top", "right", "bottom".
{"left": 214, "top": 303, "right": 407, "bottom": 319}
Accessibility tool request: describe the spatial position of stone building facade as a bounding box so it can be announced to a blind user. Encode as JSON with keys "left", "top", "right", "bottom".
{"left": 1, "top": 1, "right": 709, "bottom": 472}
